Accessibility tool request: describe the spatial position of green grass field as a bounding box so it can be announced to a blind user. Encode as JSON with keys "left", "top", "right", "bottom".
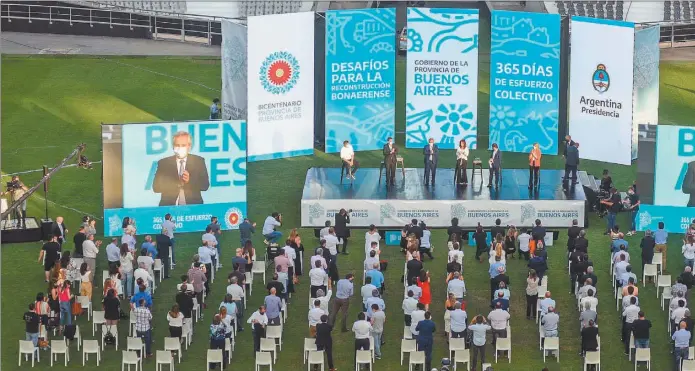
{"left": 3, "top": 54, "right": 695, "bottom": 371}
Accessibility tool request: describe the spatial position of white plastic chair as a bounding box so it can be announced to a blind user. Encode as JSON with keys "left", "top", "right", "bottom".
{"left": 164, "top": 337, "right": 182, "bottom": 363}
{"left": 122, "top": 350, "right": 140, "bottom": 371}
{"left": 652, "top": 253, "right": 663, "bottom": 274}
{"left": 18, "top": 340, "right": 39, "bottom": 367}
{"left": 252, "top": 261, "right": 267, "bottom": 284}
{"left": 92, "top": 311, "right": 105, "bottom": 336}
{"left": 65, "top": 324, "right": 82, "bottom": 351}
{"left": 538, "top": 321, "right": 545, "bottom": 350}
{"left": 643, "top": 264, "right": 658, "bottom": 286}
{"left": 129, "top": 311, "right": 137, "bottom": 337}
{"left": 126, "top": 337, "right": 144, "bottom": 368}
{"left": 156, "top": 350, "right": 174, "bottom": 371}
{"left": 304, "top": 338, "right": 317, "bottom": 364}
{"left": 495, "top": 337, "right": 511, "bottom": 363}
{"left": 307, "top": 350, "right": 325, "bottom": 371}
{"left": 453, "top": 349, "right": 470, "bottom": 371}
{"left": 401, "top": 339, "right": 416, "bottom": 365}
{"left": 265, "top": 325, "right": 283, "bottom": 351}
{"left": 225, "top": 338, "right": 233, "bottom": 363}
{"left": 683, "top": 359, "right": 695, "bottom": 371}
{"left": 409, "top": 350, "right": 425, "bottom": 371}
{"left": 182, "top": 321, "right": 193, "bottom": 349}
{"left": 153, "top": 259, "right": 163, "bottom": 283}
{"left": 76, "top": 296, "right": 92, "bottom": 321}
{"left": 355, "top": 349, "right": 372, "bottom": 371}
{"left": 245, "top": 272, "right": 254, "bottom": 296}
{"left": 403, "top": 326, "right": 413, "bottom": 340}
{"left": 657, "top": 275, "right": 672, "bottom": 298}
{"left": 634, "top": 348, "right": 650, "bottom": 370}
{"left": 260, "top": 338, "right": 277, "bottom": 363}
{"left": 543, "top": 337, "right": 559, "bottom": 362}
{"left": 449, "top": 337, "right": 466, "bottom": 360}
{"left": 82, "top": 339, "right": 100, "bottom": 366}
{"left": 255, "top": 351, "right": 273, "bottom": 371}
{"left": 584, "top": 350, "right": 600, "bottom": 371}
{"left": 101, "top": 325, "right": 119, "bottom": 350}
{"left": 50, "top": 339, "right": 70, "bottom": 366}
{"left": 662, "top": 287, "right": 673, "bottom": 311}
{"left": 207, "top": 349, "right": 224, "bottom": 371}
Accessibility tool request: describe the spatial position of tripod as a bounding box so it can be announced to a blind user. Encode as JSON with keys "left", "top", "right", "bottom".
{"left": 8, "top": 190, "right": 27, "bottom": 229}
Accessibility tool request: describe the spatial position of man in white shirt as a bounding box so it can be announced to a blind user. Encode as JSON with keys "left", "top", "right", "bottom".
{"left": 402, "top": 290, "right": 418, "bottom": 326}
{"left": 308, "top": 300, "right": 325, "bottom": 338}
{"left": 579, "top": 289, "right": 598, "bottom": 311}
{"left": 82, "top": 234, "right": 101, "bottom": 283}
{"left": 319, "top": 221, "right": 331, "bottom": 240}
{"left": 352, "top": 312, "right": 372, "bottom": 357}
{"left": 161, "top": 213, "right": 176, "bottom": 265}
{"left": 488, "top": 302, "right": 510, "bottom": 345}
{"left": 226, "top": 277, "right": 245, "bottom": 303}
{"left": 247, "top": 306, "right": 268, "bottom": 352}
{"left": 447, "top": 272, "right": 467, "bottom": 301}
{"left": 324, "top": 228, "right": 339, "bottom": 261}
{"left": 311, "top": 248, "right": 328, "bottom": 270}
{"left": 407, "top": 283, "right": 422, "bottom": 301}
{"left": 364, "top": 250, "right": 379, "bottom": 272}
{"left": 340, "top": 140, "right": 359, "bottom": 179}
{"left": 361, "top": 277, "right": 377, "bottom": 312}
{"left": 672, "top": 300, "right": 688, "bottom": 333}
{"left": 613, "top": 255, "right": 629, "bottom": 287}
{"left": 202, "top": 226, "right": 219, "bottom": 267}
{"left": 309, "top": 260, "right": 328, "bottom": 298}
{"left": 449, "top": 302, "right": 468, "bottom": 338}
{"left": 448, "top": 244, "right": 464, "bottom": 265}
{"left": 262, "top": 212, "right": 282, "bottom": 245}
{"left": 518, "top": 229, "right": 532, "bottom": 259}
{"left": 409, "top": 303, "right": 426, "bottom": 336}
{"left": 622, "top": 296, "right": 640, "bottom": 346}
{"left": 315, "top": 289, "right": 332, "bottom": 315}
{"left": 134, "top": 262, "right": 153, "bottom": 293}
{"left": 419, "top": 224, "right": 433, "bottom": 260}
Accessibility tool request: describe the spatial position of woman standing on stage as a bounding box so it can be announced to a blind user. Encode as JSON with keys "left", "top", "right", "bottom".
{"left": 528, "top": 142, "right": 541, "bottom": 189}
{"left": 455, "top": 140, "right": 469, "bottom": 185}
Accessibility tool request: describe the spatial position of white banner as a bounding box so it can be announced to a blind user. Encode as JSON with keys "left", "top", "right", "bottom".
{"left": 405, "top": 8, "right": 479, "bottom": 149}
{"left": 302, "top": 199, "right": 585, "bottom": 228}
{"left": 569, "top": 17, "right": 634, "bottom": 165}
{"left": 247, "top": 12, "right": 315, "bottom": 162}
{"left": 221, "top": 20, "right": 248, "bottom": 120}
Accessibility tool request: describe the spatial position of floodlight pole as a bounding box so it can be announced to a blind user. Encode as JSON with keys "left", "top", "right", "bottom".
{"left": 42, "top": 165, "right": 49, "bottom": 221}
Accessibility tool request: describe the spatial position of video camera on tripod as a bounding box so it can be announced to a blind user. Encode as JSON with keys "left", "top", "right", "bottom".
{"left": 6, "top": 180, "right": 22, "bottom": 192}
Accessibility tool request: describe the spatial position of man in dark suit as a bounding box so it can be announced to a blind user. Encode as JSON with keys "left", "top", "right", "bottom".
{"left": 491, "top": 219, "right": 505, "bottom": 240}
{"left": 408, "top": 218, "right": 423, "bottom": 239}
{"left": 156, "top": 228, "right": 172, "bottom": 279}
{"left": 423, "top": 138, "right": 439, "bottom": 185}
{"left": 315, "top": 315, "right": 335, "bottom": 371}
{"left": 682, "top": 161, "right": 695, "bottom": 207}
{"left": 382, "top": 137, "right": 398, "bottom": 186}
{"left": 52, "top": 216, "right": 67, "bottom": 246}
{"left": 152, "top": 131, "right": 210, "bottom": 206}
{"left": 532, "top": 219, "right": 546, "bottom": 244}
{"left": 567, "top": 219, "right": 581, "bottom": 252}
{"left": 488, "top": 143, "right": 502, "bottom": 188}
{"left": 415, "top": 311, "right": 436, "bottom": 371}
{"left": 562, "top": 135, "right": 576, "bottom": 158}
{"left": 334, "top": 209, "right": 351, "bottom": 255}
{"left": 564, "top": 141, "right": 580, "bottom": 184}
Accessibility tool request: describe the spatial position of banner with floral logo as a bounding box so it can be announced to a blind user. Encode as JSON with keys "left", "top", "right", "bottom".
{"left": 405, "top": 8, "right": 479, "bottom": 149}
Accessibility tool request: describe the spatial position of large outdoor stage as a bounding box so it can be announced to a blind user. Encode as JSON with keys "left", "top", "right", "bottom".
{"left": 301, "top": 168, "right": 588, "bottom": 228}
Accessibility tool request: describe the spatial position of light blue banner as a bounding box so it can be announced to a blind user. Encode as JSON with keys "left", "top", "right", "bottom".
{"left": 405, "top": 8, "right": 479, "bottom": 149}
{"left": 636, "top": 204, "right": 695, "bottom": 232}
{"left": 489, "top": 10, "right": 560, "bottom": 153}
{"left": 103, "top": 120, "right": 247, "bottom": 236}
{"left": 325, "top": 8, "right": 396, "bottom": 153}
{"left": 654, "top": 125, "right": 695, "bottom": 207}
{"left": 632, "top": 25, "right": 660, "bottom": 160}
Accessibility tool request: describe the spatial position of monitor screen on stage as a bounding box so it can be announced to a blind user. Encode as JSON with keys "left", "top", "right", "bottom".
{"left": 101, "top": 121, "right": 247, "bottom": 236}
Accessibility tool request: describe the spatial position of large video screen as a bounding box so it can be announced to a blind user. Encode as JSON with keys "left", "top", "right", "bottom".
{"left": 102, "top": 121, "right": 247, "bottom": 236}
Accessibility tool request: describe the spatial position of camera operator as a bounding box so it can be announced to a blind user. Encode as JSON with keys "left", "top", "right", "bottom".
{"left": 262, "top": 212, "right": 283, "bottom": 245}
{"left": 335, "top": 208, "right": 351, "bottom": 255}
{"left": 5, "top": 175, "right": 28, "bottom": 228}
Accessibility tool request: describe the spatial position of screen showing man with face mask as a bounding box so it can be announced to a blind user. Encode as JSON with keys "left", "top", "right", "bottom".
{"left": 152, "top": 131, "right": 210, "bottom": 206}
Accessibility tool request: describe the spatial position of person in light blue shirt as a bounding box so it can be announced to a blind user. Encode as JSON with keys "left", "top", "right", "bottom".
{"left": 655, "top": 222, "right": 668, "bottom": 244}
{"left": 611, "top": 234, "right": 628, "bottom": 254}
{"left": 619, "top": 266, "right": 637, "bottom": 287}
{"left": 198, "top": 242, "right": 215, "bottom": 265}
{"left": 489, "top": 258, "right": 504, "bottom": 279}
{"left": 673, "top": 321, "right": 691, "bottom": 370}
{"left": 141, "top": 235, "right": 157, "bottom": 259}
{"left": 365, "top": 289, "right": 385, "bottom": 319}
{"left": 105, "top": 238, "right": 121, "bottom": 266}
{"left": 468, "top": 315, "right": 491, "bottom": 369}
{"left": 366, "top": 264, "right": 384, "bottom": 293}
{"left": 539, "top": 292, "right": 556, "bottom": 317}
{"left": 449, "top": 302, "right": 468, "bottom": 338}
{"left": 130, "top": 284, "right": 153, "bottom": 309}
{"left": 210, "top": 98, "right": 220, "bottom": 119}
{"left": 494, "top": 281, "right": 511, "bottom": 300}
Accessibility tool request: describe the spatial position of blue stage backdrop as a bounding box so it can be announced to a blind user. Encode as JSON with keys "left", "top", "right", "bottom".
{"left": 489, "top": 10, "right": 560, "bottom": 153}
{"left": 102, "top": 121, "right": 247, "bottom": 236}
{"left": 636, "top": 204, "right": 695, "bottom": 232}
{"left": 405, "top": 8, "right": 479, "bottom": 149}
{"left": 324, "top": 8, "right": 396, "bottom": 153}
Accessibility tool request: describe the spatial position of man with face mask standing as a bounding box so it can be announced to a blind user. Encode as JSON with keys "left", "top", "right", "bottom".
{"left": 153, "top": 131, "right": 210, "bottom": 206}
{"left": 383, "top": 137, "right": 398, "bottom": 187}
{"left": 423, "top": 138, "right": 439, "bottom": 186}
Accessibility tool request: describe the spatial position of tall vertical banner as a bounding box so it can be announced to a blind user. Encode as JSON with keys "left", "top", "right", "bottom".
{"left": 569, "top": 16, "right": 634, "bottom": 165}
{"left": 324, "top": 8, "right": 396, "bottom": 153}
{"left": 221, "top": 20, "right": 248, "bottom": 120}
{"left": 489, "top": 11, "right": 560, "bottom": 153}
{"left": 654, "top": 125, "right": 695, "bottom": 207}
{"left": 632, "top": 25, "right": 661, "bottom": 160}
{"left": 405, "top": 8, "right": 479, "bottom": 149}
{"left": 247, "top": 12, "right": 315, "bottom": 162}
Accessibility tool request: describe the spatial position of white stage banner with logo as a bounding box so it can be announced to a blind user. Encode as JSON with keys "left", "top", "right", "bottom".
{"left": 247, "top": 12, "right": 315, "bottom": 162}
{"left": 302, "top": 199, "right": 584, "bottom": 228}
{"left": 569, "top": 16, "right": 634, "bottom": 165}
{"left": 221, "top": 20, "right": 248, "bottom": 120}
{"left": 405, "top": 8, "right": 479, "bottom": 149}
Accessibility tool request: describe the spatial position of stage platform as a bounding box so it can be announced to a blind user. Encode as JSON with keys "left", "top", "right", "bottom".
{"left": 301, "top": 168, "right": 588, "bottom": 228}
{"left": 1, "top": 217, "right": 43, "bottom": 243}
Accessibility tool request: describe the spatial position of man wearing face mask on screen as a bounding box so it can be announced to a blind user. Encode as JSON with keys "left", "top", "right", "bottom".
{"left": 153, "top": 131, "right": 210, "bottom": 206}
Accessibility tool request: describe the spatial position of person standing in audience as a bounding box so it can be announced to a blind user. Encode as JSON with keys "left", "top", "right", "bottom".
{"left": 308, "top": 300, "right": 325, "bottom": 338}
{"left": 402, "top": 290, "right": 418, "bottom": 326}
{"left": 488, "top": 302, "right": 510, "bottom": 345}
{"left": 133, "top": 298, "right": 153, "bottom": 358}
{"left": 264, "top": 288, "right": 283, "bottom": 326}
{"left": 410, "top": 303, "right": 426, "bottom": 337}
{"left": 73, "top": 226, "right": 87, "bottom": 258}
{"left": 198, "top": 241, "right": 216, "bottom": 296}
{"left": 315, "top": 315, "right": 336, "bottom": 371}
{"left": 468, "top": 315, "right": 492, "bottom": 370}
{"left": 417, "top": 271, "right": 432, "bottom": 311}
{"left": 542, "top": 307, "right": 559, "bottom": 338}
{"left": 248, "top": 306, "right": 268, "bottom": 354}
{"left": 654, "top": 221, "right": 669, "bottom": 270}
{"left": 82, "top": 234, "right": 100, "bottom": 285}
{"left": 39, "top": 235, "right": 61, "bottom": 283}
{"left": 24, "top": 303, "right": 40, "bottom": 347}
{"left": 331, "top": 273, "right": 354, "bottom": 332}
{"left": 370, "top": 303, "right": 386, "bottom": 360}
{"left": 208, "top": 314, "right": 227, "bottom": 369}
{"left": 188, "top": 262, "right": 207, "bottom": 310}
{"left": 416, "top": 311, "right": 436, "bottom": 370}
{"left": 641, "top": 230, "right": 656, "bottom": 273}
{"left": 352, "top": 312, "right": 372, "bottom": 366}
{"left": 622, "top": 296, "right": 640, "bottom": 354}
{"left": 447, "top": 272, "right": 466, "bottom": 302}
{"left": 335, "top": 209, "right": 351, "bottom": 255}
{"left": 632, "top": 311, "right": 651, "bottom": 349}
{"left": 684, "top": 236, "right": 695, "bottom": 269}
{"left": 526, "top": 269, "right": 540, "bottom": 320}
{"left": 176, "top": 285, "right": 194, "bottom": 331}
{"left": 166, "top": 304, "right": 183, "bottom": 340}
{"left": 673, "top": 321, "right": 691, "bottom": 371}
{"left": 450, "top": 302, "right": 467, "bottom": 338}
{"left": 156, "top": 228, "right": 172, "bottom": 279}
{"left": 309, "top": 260, "right": 329, "bottom": 298}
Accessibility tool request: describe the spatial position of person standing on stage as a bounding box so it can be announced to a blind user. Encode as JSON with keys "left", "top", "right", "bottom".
{"left": 382, "top": 137, "right": 398, "bottom": 186}
{"left": 456, "top": 140, "right": 469, "bottom": 185}
{"left": 423, "top": 138, "right": 439, "bottom": 186}
{"left": 562, "top": 135, "right": 576, "bottom": 157}
{"left": 340, "top": 140, "right": 359, "bottom": 180}
{"left": 488, "top": 143, "right": 502, "bottom": 188}
{"left": 528, "top": 142, "right": 541, "bottom": 189}
{"left": 564, "top": 141, "right": 580, "bottom": 185}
